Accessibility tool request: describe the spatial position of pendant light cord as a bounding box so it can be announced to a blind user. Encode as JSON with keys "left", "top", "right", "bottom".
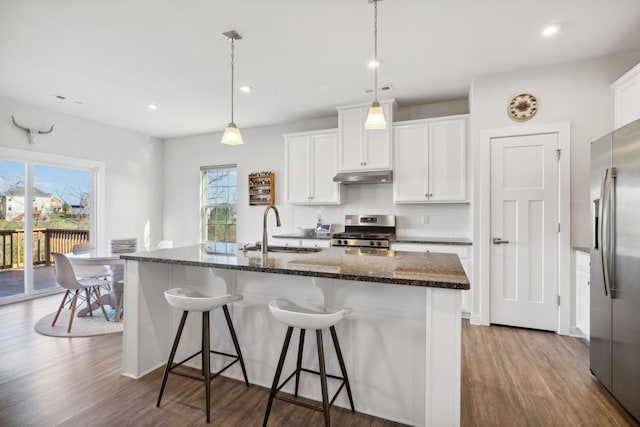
{"left": 230, "top": 37, "right": 235, "bottom": 123}
{"left": 373, "top": 0, "right": 378, "bottom": 103}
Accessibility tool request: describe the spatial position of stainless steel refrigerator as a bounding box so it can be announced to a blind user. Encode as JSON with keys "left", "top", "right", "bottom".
{"left": 591, "top": 117, "right": 640, "bottom": 422}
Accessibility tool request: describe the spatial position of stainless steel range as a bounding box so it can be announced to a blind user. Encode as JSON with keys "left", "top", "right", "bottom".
{"left": 332, "top": 214, "right": 396, "bottom": 249}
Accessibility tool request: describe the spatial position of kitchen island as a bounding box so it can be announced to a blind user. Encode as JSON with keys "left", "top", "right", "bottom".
{"left": 121, "top": 245, "right": 469, "bottom": 426}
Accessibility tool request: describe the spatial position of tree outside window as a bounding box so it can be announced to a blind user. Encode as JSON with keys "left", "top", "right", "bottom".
{"left": 201, "top": 165, "right": 237, "bottom": 254}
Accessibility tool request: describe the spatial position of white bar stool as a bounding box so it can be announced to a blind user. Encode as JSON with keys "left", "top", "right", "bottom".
{"left": 157, "top": 287, "right": 249, "bottom": 423}
{"left": 263, "top": 298, "right": 355, "bottom": 427}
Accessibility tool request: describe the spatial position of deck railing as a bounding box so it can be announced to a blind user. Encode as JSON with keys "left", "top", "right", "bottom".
{"left": 0, "top": 228, "right": 89, "bottom": 269}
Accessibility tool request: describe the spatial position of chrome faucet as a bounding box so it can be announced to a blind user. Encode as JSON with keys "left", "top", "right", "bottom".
{"left": 262, "top": 205, "right": 281, "bottom": 253}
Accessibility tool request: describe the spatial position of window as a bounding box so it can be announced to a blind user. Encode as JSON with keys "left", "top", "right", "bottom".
{"left": 201, "top": 165, "right": 237, "bottom": 254}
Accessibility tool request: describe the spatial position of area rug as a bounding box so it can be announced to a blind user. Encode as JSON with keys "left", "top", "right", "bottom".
{"left": 34, "top": 307, "right": 123, "bottom": 337}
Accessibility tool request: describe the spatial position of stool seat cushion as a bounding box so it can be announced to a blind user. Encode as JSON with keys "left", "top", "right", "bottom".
{"left": 164, "top": 287, "right": 240, "bottom": 312}
{"left": 269, "top": 298, "right": 351, "bottom": 329}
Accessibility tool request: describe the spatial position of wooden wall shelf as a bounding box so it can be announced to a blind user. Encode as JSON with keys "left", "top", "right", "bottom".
{"left": 248, "top": 172, "right": 275, "bottom": 205}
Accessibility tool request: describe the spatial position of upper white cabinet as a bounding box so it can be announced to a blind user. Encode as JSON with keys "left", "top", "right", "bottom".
{"left": 612, "top": 62, "right": 640, "bottom": 128}
{"left": 336, "top": 99, "right": 395, "bottom": 172}
{"left": 284, "top": 129, "right": 341, "bottom": 205}
{"left": 393, "top": 115, "right": 468, "bottom": 203}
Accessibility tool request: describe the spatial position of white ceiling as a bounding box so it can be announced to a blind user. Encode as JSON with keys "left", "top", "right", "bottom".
{"left": 1, "top": 0, "right": 639, "bottom": 139}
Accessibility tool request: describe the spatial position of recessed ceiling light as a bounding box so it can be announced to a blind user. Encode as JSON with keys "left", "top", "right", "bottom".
{"left": 540, "top": 24, "right": 561, "bottom": 37}
{"left": 147, "top": 104, "right": 158, "bottom": 111}
{"left": 239, "top": 85, "right": 252, "bottom": 93}
{"left": 368, "top": 59, "right": 381, "bottom": 69}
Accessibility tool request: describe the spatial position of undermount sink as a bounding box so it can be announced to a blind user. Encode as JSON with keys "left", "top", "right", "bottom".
{"left": 241, "top": 245, "right": 322, "bottom": 254}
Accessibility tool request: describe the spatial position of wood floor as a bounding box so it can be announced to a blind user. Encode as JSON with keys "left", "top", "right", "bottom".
{"left": 0, "top": 295, "right": 638, "bottom": 427}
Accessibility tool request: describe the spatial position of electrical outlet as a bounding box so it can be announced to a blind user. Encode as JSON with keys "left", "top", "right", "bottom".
{"left": 421, "top": 215, "right": 429, "bottom": 225}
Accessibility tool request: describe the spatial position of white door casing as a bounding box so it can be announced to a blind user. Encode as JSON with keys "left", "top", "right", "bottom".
{"left": 490, "top": 133, "right": 559, "bottom": 330}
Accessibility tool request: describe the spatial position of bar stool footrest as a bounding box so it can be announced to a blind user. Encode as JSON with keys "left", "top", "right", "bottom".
{"left": 273, "top": 367, "right": 347, "bottom": 410}
{"left": 168, "top": 349, "right": 243, "bottom": 383}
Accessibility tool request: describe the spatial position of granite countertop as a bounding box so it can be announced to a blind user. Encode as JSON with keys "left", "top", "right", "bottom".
{"left": 272, "top": 233, "right": 331, "bottom": 240}
{"left": 393, "top": 236, "right": 473, "bottom": 245}
{"left": 121, "top": 245, "right": 469, "bottom": 290}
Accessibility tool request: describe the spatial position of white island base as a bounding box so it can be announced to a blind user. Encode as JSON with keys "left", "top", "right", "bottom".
{"left": 122, "top": 260, "right": 461, "bottom": 426}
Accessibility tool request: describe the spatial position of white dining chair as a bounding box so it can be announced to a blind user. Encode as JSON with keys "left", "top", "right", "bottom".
{"left": 71, "top": 243, "right": 112, "bottom": 283}
{"left": 157, "top": 240, "right": 173, "bottom": 249}
{"left": 51, "top": 252, "right": 112, "bottom": 333}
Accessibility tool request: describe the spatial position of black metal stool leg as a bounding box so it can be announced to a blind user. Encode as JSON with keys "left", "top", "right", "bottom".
{"left": 316, "top": 329, "right": 331, "bottom": 427}
{"left": 330, "top": 325, "right": 355, "bottom": 412}
{"left": 203, "top": 311, "right": 211, "bottom": 423}
{"left": 263, "top": 326, "right": 294, "bottom": 427}
{"left": 294, "top": 329, "right": 306, "bottom": 397}
{"left": 157, "top": 310, "right": 189, "bottom": 407}
{"left": 222, "top": 305, "right": 249, "bottom": 387}
{"left": 201, "top": 312, "right": 206, "bottom": 377}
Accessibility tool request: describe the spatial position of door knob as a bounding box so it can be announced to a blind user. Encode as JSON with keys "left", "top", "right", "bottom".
{"left": 493, "top": 238, "right": 509, "bottom": 244}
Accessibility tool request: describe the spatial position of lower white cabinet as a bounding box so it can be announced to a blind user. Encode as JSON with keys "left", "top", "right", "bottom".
{"left": 393, "top": 115, "right": 468, "bottom": 203}
{"left": 284, "top": 129, "right": 341, "bottom": 205}
{"left": 575, "top": 250, "right": 590, "bottom": 339}
{"left": 390, "top": 242, "right": 472, "bottom": 314}
{"left": 271, "top": 237, "right": 331, "bottom": 248}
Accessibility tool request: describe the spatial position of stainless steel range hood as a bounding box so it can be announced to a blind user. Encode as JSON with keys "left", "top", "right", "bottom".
{"left": 332, "top": 170, "right": 393, "bottom": 184}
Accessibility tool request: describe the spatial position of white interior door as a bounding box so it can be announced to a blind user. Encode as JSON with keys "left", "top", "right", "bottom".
{"left": 490, "top": 132, "right": 559, "bottom": 331}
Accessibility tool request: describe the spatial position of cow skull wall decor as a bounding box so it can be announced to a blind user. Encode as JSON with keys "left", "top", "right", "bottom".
{"left": 11, "top": 115, "right": 54, "bottom": 144}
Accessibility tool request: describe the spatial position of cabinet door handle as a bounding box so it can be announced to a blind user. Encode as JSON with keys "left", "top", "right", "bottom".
{"left": 493, "top": 238, "right": 509, "bottom": 244}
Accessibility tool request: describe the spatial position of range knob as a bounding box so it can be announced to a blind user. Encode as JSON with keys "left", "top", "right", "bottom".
{"left": 376, "top": 241, "right": 382, "bottom": 246}
{"left": 370, "top": 241, "right": 375, "bottom": 246}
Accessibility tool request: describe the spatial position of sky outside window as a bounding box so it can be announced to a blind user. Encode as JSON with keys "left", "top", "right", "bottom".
{"left": 0, "top": 161, "right": 89, "bottom": 205}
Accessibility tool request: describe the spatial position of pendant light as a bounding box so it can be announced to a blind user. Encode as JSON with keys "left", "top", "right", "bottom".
{"left": 221, "top": 30, "right": 244, "bottom": 145}
{"left": 365, "top": 0, "right": 386, "bottom": 130}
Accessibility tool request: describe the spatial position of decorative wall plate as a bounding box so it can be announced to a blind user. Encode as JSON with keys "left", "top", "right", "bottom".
{"left": 508, "top": 93, "right": 538, "bottom": 121}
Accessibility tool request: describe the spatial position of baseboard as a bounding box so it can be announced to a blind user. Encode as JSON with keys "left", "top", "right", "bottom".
{"left": 470, "top": 314, "right": 483, "bottom": 325}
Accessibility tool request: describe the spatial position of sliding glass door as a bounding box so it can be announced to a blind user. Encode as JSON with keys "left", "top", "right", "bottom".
{"left": 0, "top": 160, "right": 26, "bottom": 298}
{"left": 0, "top": 151, "right": 101, "bottom": 303}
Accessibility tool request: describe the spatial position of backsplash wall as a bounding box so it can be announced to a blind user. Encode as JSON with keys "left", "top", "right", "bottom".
{"left": 283, "top": 184, "right": 471, "bottom": 238}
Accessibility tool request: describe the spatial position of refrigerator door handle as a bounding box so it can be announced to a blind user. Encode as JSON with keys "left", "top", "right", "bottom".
{"left": 593, "top": 199, "right": 599, "bottom": 250}
{"left": 608, "top": 167, "right": 617, "bottom": 297}
{"left": 600, "top": 167, "right": 610, "bottom": 297}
